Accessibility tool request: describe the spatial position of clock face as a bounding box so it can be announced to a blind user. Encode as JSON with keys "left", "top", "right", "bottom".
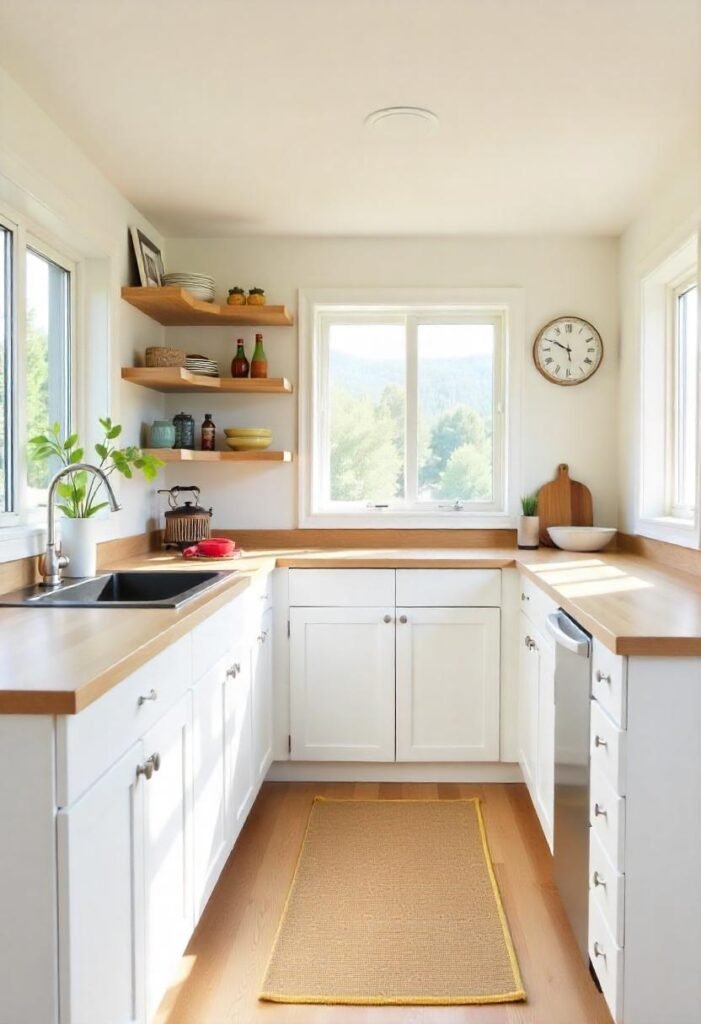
{"left": 533, "top": 316, "right": 603, "bottom": 386}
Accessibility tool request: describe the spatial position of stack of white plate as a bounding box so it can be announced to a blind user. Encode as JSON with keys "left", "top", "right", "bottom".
{"left": 162, "top": 272, "right": 215, "bottom": 303}
{"left": 185, "top": 354, "right": 219, "bottom": 377}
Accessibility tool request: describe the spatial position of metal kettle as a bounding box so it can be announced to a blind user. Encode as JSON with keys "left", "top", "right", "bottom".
{"left": 158, "top": 485, "right": 213, "bottom": 549}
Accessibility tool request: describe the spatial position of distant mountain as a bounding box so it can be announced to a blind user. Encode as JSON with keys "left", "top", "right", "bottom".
{"left": 330, "top": 351, "right": 493, "bottom": 423}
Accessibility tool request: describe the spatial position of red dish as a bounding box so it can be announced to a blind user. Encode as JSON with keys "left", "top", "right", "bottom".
{"left": 183, "top": 537, "right": 239, "bottom": 559}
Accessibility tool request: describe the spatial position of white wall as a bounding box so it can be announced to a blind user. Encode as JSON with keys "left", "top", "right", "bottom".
{"left": 164, "top": 235, "right": 619, "bottom": 531}
{"left": 618, "top": 135, "right": 701, "bottom": 535}
{"left": 0, "top": 65, "right": 166, "bottom": 546}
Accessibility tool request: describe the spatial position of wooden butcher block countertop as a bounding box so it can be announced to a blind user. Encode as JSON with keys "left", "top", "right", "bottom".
{"left": 2, "top": 545, "right": 701, "bottom": 715}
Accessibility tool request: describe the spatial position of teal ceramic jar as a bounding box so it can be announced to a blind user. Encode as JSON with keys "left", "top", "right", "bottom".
{"left": 150, "top": 420, "right": 176, "bottom": 448}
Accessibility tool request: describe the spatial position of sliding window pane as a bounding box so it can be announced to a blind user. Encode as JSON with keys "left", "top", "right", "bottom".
{"left": 417, "top": 323, "right": 494, "bottom": 503}
{"left": 0, "top": 228, "right": 11, "bottom": 512}
{"left": 25, "top": 248, "right": 71, "bottom": 499}
{"left": 327, "top": 323, "right": 405, "bottom": 503}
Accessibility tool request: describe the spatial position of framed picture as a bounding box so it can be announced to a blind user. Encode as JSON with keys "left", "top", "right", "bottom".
{"left": 129, "top": 226, "right": 165, "bottom": 287}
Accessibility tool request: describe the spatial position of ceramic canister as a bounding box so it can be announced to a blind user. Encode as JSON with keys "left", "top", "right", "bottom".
{"left": 150, "top": 420, "right": 176, "bottom": 448}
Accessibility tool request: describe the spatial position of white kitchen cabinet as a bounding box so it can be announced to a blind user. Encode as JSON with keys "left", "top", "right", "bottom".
{"left": 395, "top": 607, "right": 500, "bottom": 761}
{"left": 517, "top": 611, "right": 554, "bottom": 847}
{"left": 251, "top": 606, "right": 274, "bottom": 781}
{"left": 289, "top": 606, "right": 396, "bottom": 761}
{"left": 224, "top": 643, "right": 254, "bottom": 844}
{"left": 518, "top": 612, "right": 540, "bottom": 794}
{"left": 192, "top": 657, "right": 228, "bottom": 917}
{"left": 57, "top": 742, "right": 145, "bottom": 1024}
{"left": 142, "top": 693, "right": 194, "bottom": 1022}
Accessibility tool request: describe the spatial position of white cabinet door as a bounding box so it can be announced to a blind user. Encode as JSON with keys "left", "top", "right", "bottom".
{"left": 57, "top": 742, "right": 145, "bottom": 1024}
{"left": 518, "top": 611, "right": 540, "bottom": 799}
{"left": 192, "top": 657, "right": 228, "bottom": 919}
{"left": 395, "top": 607, "right": 500, "bottom": 762}
{"left": 224, "top": 642, "right": 254, "bottom": 846}
{"left": 251, "top": 607, "right": 274, "bottom": 783}
{"left": 143, "top": 693, "right": 193, "bottom": 1022}
{"left": 289, "top": 606, "right": 395, "bottom": 761}
{"left": 535, "top": 628, "right": 555, "bottom": 848}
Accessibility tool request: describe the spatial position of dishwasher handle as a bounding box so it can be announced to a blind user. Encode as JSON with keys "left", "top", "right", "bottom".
{"left": 546, "top": 611, "right": 590, "bottom": 657}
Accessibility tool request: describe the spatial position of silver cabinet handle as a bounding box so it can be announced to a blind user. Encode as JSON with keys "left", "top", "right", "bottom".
{"left": 593, "top": 871, "right": 606, "bottom": 888}
{"left": 150, "top": 752, "right": 161, "bottom": 772}
{"left": 137, "top": 689, "right": 157, "bottom": 706}
{"left": 137, "top": 752, "right": 161, "bottom": 780}
{"left": 226, "top": 662, "right": 240, "bottom": 678}
{"left": 521, "top": 591, "right": 530, "bottom": 601}
{"left": 383, "top": 614, "right": 392, "bottom": 624}
{"left": 524, "top": 635, "right": 537, "bottom": 651}
{"left": 594, "top": 803, "right": 607, "bottom": 818}
{"left": 594, "top": 735, "right": 608, "bottom": 749}
{"left": 257, "top": 630, "right": 268, "bottom": 643}
{"left": 593, "top": 941, "right": 606, "bottom": 960}
{"left": 595, "top": 669, "right": 612, "bottom": 685}
{"left": 399, "top": 615, "right": 408, "bottom": 624}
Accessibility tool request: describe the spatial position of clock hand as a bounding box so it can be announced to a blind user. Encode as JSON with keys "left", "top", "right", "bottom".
{"left": 549, "top": 339, "right": 573, "bottom": 361}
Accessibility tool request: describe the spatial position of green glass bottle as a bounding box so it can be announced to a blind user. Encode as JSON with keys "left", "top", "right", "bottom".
{"left": 251, "top": 333, "right": 268, "bottom": 379}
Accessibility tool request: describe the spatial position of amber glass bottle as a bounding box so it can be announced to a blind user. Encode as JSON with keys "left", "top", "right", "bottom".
{"left": 250, "top": 333, "right": 268, "bottom": 378}
{"left": 231, "top": 338, "right": 249, "bottom": 378}
{"left": 201, "top": 412, "right": 216, "bottom": 451}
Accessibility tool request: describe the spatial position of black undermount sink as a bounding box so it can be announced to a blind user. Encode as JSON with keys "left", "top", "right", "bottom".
{"left": 0, "top": 570, "right": 232, "bottom": 609}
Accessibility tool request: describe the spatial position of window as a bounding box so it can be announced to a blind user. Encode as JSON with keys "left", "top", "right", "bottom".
{"left": 301, "top": 290, "right": 521, "bottom": 526}
{"left": 0, "top": 209, "right": 73, "bottom": 522}
{"left": 640, "top": 235, "right": 699, "bottom": 545}
{"left": 670, "top": 279, "right": 698, "bottom": 518}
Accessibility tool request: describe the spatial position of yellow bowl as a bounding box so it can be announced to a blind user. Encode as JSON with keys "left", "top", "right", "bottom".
{"left": 225, "top": 436, "right": 273, "bottom": 451}
{"left": 223, "top": 426, "right": 272, "bottom": 438}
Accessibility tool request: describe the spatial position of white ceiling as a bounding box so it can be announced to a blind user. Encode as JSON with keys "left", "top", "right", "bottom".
{"left": 0, "top": 0, "right": 699, "bottom": 237}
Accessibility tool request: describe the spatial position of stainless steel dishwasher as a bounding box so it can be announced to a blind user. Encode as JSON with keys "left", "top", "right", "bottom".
{"left": 546, "top": 609, "right": 592, "bottom": 962}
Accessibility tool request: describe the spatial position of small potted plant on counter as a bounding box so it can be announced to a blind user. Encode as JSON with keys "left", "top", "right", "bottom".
{"left": 28, "top": 418, "right": 164, "bottom": 576}
{"left": 246, "top": 286, "right": 266, "bottom": 306}
{"left": 518, "top": 493, "right": 539, "bottom": 549}
{"left": 227, "top": 286, "right": 246, "bottom": 306}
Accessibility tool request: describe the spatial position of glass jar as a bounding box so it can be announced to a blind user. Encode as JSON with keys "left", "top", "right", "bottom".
{"left": 150, "top": 420, "right": 176, "bottom": 449}
{"left": 173, "top": 411, "right": 195, "bottom": 450}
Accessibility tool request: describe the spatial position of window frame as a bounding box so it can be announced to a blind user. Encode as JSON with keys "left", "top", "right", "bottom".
{"left": 299, "top": 287, "right": 524, "bottom": 529}
{"left": 0, "top": 204, "right": 76, "bottom": 528}
{"left": 639, "top": 232, "right": 700, "bottom": 548}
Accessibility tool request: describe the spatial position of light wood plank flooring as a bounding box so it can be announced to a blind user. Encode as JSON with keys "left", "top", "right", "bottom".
{"left": 154, "top": 782, "right": 612, "bottom": 1024}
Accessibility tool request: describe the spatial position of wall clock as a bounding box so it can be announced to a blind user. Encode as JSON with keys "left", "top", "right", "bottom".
{"left": 533, "top": 316, "right": 603, "bottom": 386}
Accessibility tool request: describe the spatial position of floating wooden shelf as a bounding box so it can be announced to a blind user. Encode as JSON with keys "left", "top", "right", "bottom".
{"left": 122, "top": 286, "right": 293, "bottom": 327}
{"left": 121, "top": 367, "right": 293, "bottom": 394}
{"left": 146, "top": 448, "right": 293, "bottom": 463}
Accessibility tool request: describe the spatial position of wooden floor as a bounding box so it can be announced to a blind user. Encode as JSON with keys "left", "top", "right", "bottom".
{"left": 154, "top": 782, "right": 612, "bottom": 1024}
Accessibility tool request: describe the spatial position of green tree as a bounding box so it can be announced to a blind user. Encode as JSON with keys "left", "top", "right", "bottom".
{"left": 330, "top": 385, "right": 402, "bottom": 502}
{"left": 421, "top": 406, "right": 487, "bottom": 489}
{"left": 435, "top": 443, "right": 492, "bottom": 501}
{"left": 25, "top": 308, "right": 50, "bottom": 489}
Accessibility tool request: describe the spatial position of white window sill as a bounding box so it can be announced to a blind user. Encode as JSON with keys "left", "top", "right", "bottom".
{"left": 636, "top": 516, "right": 699, "bottom": 550}
{"left": 0, "top": 521, "right": 47, "bottom": 563}
{"left": 301, "top": 511, "right": 517, "bottom": 530}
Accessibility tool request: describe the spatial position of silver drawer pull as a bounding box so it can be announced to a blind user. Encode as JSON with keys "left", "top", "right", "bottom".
{"left": 257, "top": 630, "right": 268, "bottom": 642}
{"left": 226, "top": 663, "right": 239, "bottom": 678}
{"left": 594, "top": 803, "right": 607, "bottom": 818}
{"left": 595, "top": 669, "right": 612, "bottom": 685}
{"left": 521, "top": 592, "right": 530, "bottom": 601}
{"left": 136, "top": 752, "right": 160, "bottom": 781}
{"left": 399, "top": 614, "right": 408, "bottom": 624}
{"left": 150, "top": 752, "right": 161, "bottom": 772}
{"left": 137, "top": 688, "right": 158, "bottom": 706}
{"left": 524, "top": 635, "right": 537, "bottom": 651}
{"left": 383, "top": 614, "right": 392, "bottom": 624}
{"left": 593, "top": 941, "right": 606, "bottom": 961}
{"left": 593, "top": 871, "right": 606, "bottom": 888}
{"left": 594, "top": 735, "right": 608, "bottom": 749}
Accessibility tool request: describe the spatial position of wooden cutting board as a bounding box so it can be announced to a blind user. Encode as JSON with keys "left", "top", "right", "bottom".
{"left": 537, "top": 464, "right": 593, "bottom": 546}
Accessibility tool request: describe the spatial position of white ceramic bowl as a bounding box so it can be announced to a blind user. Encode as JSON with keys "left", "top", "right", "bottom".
{"left": 547, "top": 526, "right": 616, "bottom": 552}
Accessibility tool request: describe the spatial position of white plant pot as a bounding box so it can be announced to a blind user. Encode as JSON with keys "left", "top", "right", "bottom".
{"left": 517, "top": 515, "right": 540, "bottom": 550}
{"left": 60, "top": 517, "right": 99, "bottom": 577}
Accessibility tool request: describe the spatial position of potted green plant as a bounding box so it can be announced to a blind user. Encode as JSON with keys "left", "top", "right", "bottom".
{"left": 29, "top": 418, "right": 164, "bottom": 576}
{"left": 518, "top": 493, "right": 539, "bottom": 549}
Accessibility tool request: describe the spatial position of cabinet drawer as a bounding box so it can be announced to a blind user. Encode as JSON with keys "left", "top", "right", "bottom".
{"left": 57, "top": 635, "right": 191, "bottom": 806}
{"left": 247, "top": 571, "right": 273, "bottom": 613}
{"left": 519, "top": 575, "right": 558, "bottom": 631}
{"left": 590, "top": 767, "right": 626, "bottom": 872}
{"left": 589, "top": 829, "right": 625, "bottom": 946}
{"left": 192, "top": 598, "right": 240, "bottom": 680}
{"left": 592, "top": 641, "right": 627, "bottom": 727}
{"left": 589, "top": 899, "right": 624, "bottom": 1023}
{"left": 395, "top": 569, "right": 500, "bottom": 607}
{"left": 289, "top": 569, "right": 394, "bottom": 606}
{"left": 590, "top": 699, "right": 627, "bottom": 795}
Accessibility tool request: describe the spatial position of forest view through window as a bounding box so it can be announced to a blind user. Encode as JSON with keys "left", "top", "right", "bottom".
{"left": 318, "top": 311, "right": 504, "bottom": 514}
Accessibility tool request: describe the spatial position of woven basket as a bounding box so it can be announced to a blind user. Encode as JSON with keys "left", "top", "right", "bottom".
{"left": 145, "top": 346, "right": 187, "bottom": 368}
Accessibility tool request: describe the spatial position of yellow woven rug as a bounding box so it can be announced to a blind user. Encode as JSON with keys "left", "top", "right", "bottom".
{"left": 260, "top": 797, "right": 525, "bottom": 1006}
